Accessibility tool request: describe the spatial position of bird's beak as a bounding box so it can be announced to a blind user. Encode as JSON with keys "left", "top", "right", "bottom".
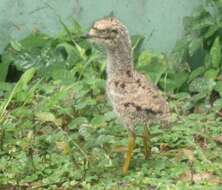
{"left": 80, "top": 33, "right": 92, "bottom": 39}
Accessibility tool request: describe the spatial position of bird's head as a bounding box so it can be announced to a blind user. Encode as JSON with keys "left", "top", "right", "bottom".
{"left": 85, "top": 17, "right": 130, "bottom": 49}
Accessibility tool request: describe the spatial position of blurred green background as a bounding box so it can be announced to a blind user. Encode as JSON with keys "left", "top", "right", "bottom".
{"left": 0, "top": 0, "right": 202, "bottom": 54}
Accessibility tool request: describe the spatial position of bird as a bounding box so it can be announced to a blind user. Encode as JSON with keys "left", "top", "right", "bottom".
{"left": 84, "top": 17, "right": 170, "bottom": 174}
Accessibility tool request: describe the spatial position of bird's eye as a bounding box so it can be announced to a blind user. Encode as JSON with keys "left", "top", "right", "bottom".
{"left": 95, "top": 29, "right": 106, "bottom": 33}
{"left": 111, "top": 29, "right": 118, "bottom": 33}
{"left": 106, "top": 29, "right": 117, "bottom": 33}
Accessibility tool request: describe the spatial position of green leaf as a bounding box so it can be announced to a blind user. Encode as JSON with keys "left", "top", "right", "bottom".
{"left": 19, "top": 68, "right": 35, "bottom": 84}
{"left": 188, "top": 66, "right": 206, "bottom": 82}
{"left": 204, "top": 25, "right": 218, "bottom": 39}
{"left": 214, "top": 81, "right": 222, "bottom": 97}
{"left": 137, "top": 51, "right": 167, "bottom": 84}
{"left": 104, "top": 111, "right": 116, "bottom": 121}
{"left": 0, "top": 68, "right": 35, "bottom": 121}
{"left": 210, "top": 37, "right": 221, "bottom": 68}
{"left": 0, "top": 61, "right": 10, "bottom": 82}
{"left": 56, "top": 42, "right": 77, "bottom": 59}
{"left": 91, "top": 115, "right": 106, "bottom": 127}
{"left": 0, "top": 82, "right": 13, "bottom": 92}
{"left": 35, "top": 112, "right": 62, "bottom": 126}
{"left": 131, "top": 35, "right": 145, "bottom": 62}
{"left": 45, "top": 65, "right": 75, "bottom": 84}
{"left": 75, "top": 98, "right": 96, "bottom": 110}
{"left": 71, "top": 18, "right": 83, "bottom": 35}
{"left": 13, "top": 67, "right": 36, "bottom": 95}
{"left": 11, "top": 107, "right": 33, "bottom": 118}
{"left": 78, "top": 126, "right": 91, "bottom": 140}
{"left": 188, "top": 38, "right": 202, "bottom": 56}
{"left": 58, "top": 17, "right": 73, "bottom": 42}
{"left": 204, "top": 69, "right": 219, "bottom": 79}
{"left": 213, "top": 98, "right": 222, "bottom": 112}
{"left": 10, "top": 40, "right": 23, "bottom": 51}
{"left": 35, "top": 112, "right": 56, "bottom": 123}
{"left": 68, "top": 117, "right": 88, "bottom": 129}
{"left": 20, "top": 33, "right": 50, "bottom": 49}
{"left": 192, "top": 92, "right": 208, "bottom": 102}
{"left": 189, "top": 77, "right": 216, "bottom": 94}
{"left": 159, "top": 72, "right": 188, "bottom": 92}
{"left": 137, "top": 51, "right": 153, "bottom": 66}
{"left": 174, "top": 92, "right": 191, "bottom": 100}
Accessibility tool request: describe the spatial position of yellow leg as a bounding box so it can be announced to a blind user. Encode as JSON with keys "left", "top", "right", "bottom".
{"left": 122, "top": 130, "right": 136, "bottom": 174}
{"left": 142, "top": 125, "right": 151, "bottom": 159}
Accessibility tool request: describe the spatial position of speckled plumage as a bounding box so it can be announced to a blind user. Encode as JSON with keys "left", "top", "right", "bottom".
{"left": 88, "top": 17, "right": 170, "bottom": 130}
{"left": 107, "top": 69, "right": 170, "bottom": 129}
{"left": 87, "top": 17, "right": 170, "bottom": 173}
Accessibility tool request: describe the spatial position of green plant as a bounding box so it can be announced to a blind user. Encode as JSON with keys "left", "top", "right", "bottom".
{"left": 171, "top": 0, "right": 222, "bottom": 110}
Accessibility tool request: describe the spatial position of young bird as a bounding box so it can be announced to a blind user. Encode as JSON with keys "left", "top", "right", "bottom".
{"left": 85, "top": 17, "right": 170, "bottom": 174}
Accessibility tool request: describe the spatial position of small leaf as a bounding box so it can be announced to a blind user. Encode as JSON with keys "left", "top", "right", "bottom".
{"left": 74, "top": 42, "right": 86, "bottom": 60}
{"left": 188, "top": 66, "right": 205, "bottom": 82}
{"left": 210, "top": 37, "right": 221, "bottom": 68}
{"left": 213, "top": 98, "right": 222, "bottom": 112}
{"left": 137, "top": 51, "right": 167, "bottom": 84}
{"left": 10, "top": 40, "right": 23, "bottom": 51}
{"left": 214, "top": 81, "right": 222, "bottom": 97}
{"left": 19, "top": 68, "right": 36, "bottom": 87}
{"left": 56, "top": 42, "right": 78, "bottom": 60}
{"left": 75, "top": 98, "right": 96, "bottom": 109}
{"left": 35, "top": 112, "right": 62, "bottom": 126}
{"left": 159, "top": 72, "right": 188, "bottom": 92}
{"left": 104, "top": 111, "right": 116, "bottom": 121}
{"left": 79, "top": 125, "right": 91, "bottom": 139}
{"left": 91, "top": 115, "right": 106, "bottom": 127}
{"left": 68, "top": 117, "right": 88, "bottom": 129}
{"left": 56, "top": 141, "right": 71, "bottom": 154}
{"left": 204, "top": 69, "right": 219, "bottom": 79}
{"left": 192, "top": 93, "right": 208, "bottom": 102}
{"left": 36, "top": 112, "right": 56, "bottom": 122}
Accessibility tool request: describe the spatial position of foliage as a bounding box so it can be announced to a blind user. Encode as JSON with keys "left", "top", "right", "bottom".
{"left": 1, "top": 8, "right": 222, "bottom": 189}
{"left": 171, "top": 0, "right": 222, "bottom": 111}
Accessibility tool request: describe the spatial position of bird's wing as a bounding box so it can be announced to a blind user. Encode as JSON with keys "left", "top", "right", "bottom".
{"left": 123, "top": 73, "right": 169, "bottom": 114}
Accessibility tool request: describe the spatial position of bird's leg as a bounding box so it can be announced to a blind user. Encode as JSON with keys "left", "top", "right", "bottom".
{"left": 122, "top": 129, "right": 136, "bottom": 174}
{"left": 142, "top": 125, "right": 151, "bottom": 159}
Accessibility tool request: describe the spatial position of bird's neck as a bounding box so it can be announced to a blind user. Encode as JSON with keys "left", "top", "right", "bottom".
{"left": 106, "top": 44, "right": 133, "bottom": 78}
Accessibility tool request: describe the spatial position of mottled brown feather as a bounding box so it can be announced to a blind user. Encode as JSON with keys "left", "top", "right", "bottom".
{"left": 107, "top": 71, "right": 170, "bottom": 127}
{"left": 89, "top": 17, "right": 170, "bottom": 130}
